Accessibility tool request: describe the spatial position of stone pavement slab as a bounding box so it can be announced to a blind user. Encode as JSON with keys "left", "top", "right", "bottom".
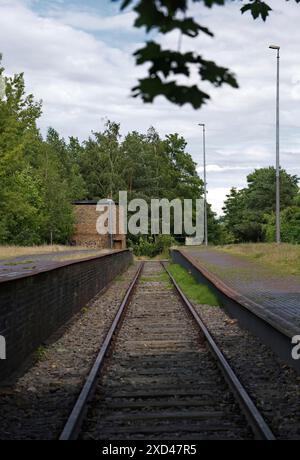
{"left": 181, "top": 247, "right": 300, "bottom": 338}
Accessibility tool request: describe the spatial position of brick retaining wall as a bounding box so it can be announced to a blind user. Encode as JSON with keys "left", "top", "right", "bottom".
{"left": 0, "top": 249, "right": 133, "bottom": 382}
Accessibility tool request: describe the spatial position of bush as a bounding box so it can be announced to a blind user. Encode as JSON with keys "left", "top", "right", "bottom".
{"left": 130, "top": 235, "right": 175, "bottom": 258}
{"left": 155, "top": 235, "right": 175, "bottom": 254}
{"left": 264, "top": 207, "right": 300, "bottom": 244}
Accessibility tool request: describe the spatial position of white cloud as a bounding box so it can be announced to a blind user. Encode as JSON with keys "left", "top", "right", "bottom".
{"left": 208, "top": 187, "right": 234, "bottom": 216}
{"left": 197, "top": 165, "right": 256, "bottom": 173}
{"left": 50, "top": 10, "right": 137, "bottom": 32}
{"left": 0, "top": 0, "right": 299, "bottom": 216}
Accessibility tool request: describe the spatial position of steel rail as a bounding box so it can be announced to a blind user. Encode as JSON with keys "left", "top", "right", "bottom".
{"left": 59, "top": 262, "right": 144, "bottom": 441}
{"left": 162, "top": 262, "right": 275, "bottom": 441}
{"left": 172, "top": 249, "right": 300, "bottom": 375}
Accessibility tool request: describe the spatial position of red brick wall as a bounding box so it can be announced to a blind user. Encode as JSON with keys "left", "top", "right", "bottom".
{"left": 72, "top": 204, "right": 126, "bottom": 250}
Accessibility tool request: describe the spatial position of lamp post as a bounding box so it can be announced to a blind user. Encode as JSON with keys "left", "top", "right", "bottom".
{"left": 199, "top": 123, "right": 208, "bottom": 246}
{"left": 269, "top": 44, "right": 281, "bottom": 244}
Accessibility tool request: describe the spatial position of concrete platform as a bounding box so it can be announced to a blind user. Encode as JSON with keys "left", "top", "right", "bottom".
{"left": 0, "top": 249, "right": 113, "bottom": 282}
{"left": 0, "top": 249, "right": 133, "bottom": 381}
{"left": 178, "top": 247, "right": 300, "bottom": 339}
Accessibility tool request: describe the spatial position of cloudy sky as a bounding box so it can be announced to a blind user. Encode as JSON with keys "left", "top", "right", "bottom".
{"left": 0, "top": 0, "right": 299, "bottom": 214}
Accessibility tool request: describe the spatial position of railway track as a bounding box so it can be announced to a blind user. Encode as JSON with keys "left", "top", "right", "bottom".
{"left": 60, "top": 261, "right": 275, "bottom": 441}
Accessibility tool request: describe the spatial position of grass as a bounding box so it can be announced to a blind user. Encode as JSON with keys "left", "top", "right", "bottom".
{"left": 53, "top": 251, "right": 107, "bottom": 262}
{"left": 168, "top": 263, "right": 220, "bottom": 306}
{"left": 4, "top": 260, "right": 34, "bottom": 266}
{"left": 154, "top": 249, "right": 171, "bottom": 260}
{"left": 215, "top": 243, "right": 300, "bottom": 276}
{"left": 135, "top": 250, "right": 171, "bottom": 261}
{"left": 140, "top": 273, "right": 171, "bottom": 283}
{"left": 0, "top": 245, "right": 106, "bottom": 261}
{"left": 35, "top": 346, "right": 47, "bottom": 361}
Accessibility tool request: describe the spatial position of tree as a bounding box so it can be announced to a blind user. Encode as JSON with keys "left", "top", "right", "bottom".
{"left": 0, "top": 57, "right": 83, "bottom": 245}
{"left": 45, "top": 128, "right": 86, "bottom": 200}
{"left": 0, "top": 57, "right": 44, "bottom": 244}
{"left": 0, "top": 56, "right": 221, "bottom": 249}
{"left": 164, "top": 133, "right": 203, "bottom": 200}
{"left": 246, "top": 167, "right": 298, "bottom": 213}
{"left": 265, "top": 192, "right": 300, "bottom": 244}
{"left": 223, "top": 167, "right": 299, "bottom": 243}
{"left": 207, "top": 204, "right": 225, "bottom": 245}
{"left": 0, "top": 166, "right": 44, "bottom": 245}
{"left": 265, "top": 207, "right": 300, "bottom": 244}
{"left": 80, "top": 120, "right": 126, "bottom": 199}
{"left": 222, "top": 187, "right": 253, "bottom": 243}
{"left": 119, "top": 131, "right": 150, "bottom": 199}
{"left": 77, "top": 121, "right": 217, "bottom": 251}
{"left": 112, "top": 0, "right": 300, "bottom": 108}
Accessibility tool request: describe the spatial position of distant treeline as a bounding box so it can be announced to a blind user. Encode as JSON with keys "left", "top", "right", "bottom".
{"left": 0, "top": 60, "right": 216, "bottom": 249}
{"left": 0, "top": 60, "right": 299, "bottom": 249}
{"left": 222, "top": 168, "right": 300, "bottom": 244}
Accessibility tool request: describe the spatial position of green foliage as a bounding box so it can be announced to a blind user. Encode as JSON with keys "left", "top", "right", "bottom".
{"left": 265, "top": 207, "right": 300, "bottom": 244}
{"left": 80, "top": 122, "right": 204, "bottom": 203}
{"left": 93, "top": 127, "right": 225, "bottom": 248}
{"left": 0, "top": 58, "right": 81, "bottom": 245}
{"left": 35, "top": 346, "right": 47, "bottom": 361}
{"left": 168, "top": 263, "right": 220, "bottom": 306}
{"left": 80, "top": 121, "right": 125, "bottom": 199}
{"left": 155, "top": 234, "right": 175, "bottom": 254}
{"left": 207, "top": 204, "right": 226, "bottom": 245}
{"left": 132, "top": 42, "right": 237, "bottom": 108}
{"left": 131, "top": 234, "right": 175, "bottom": 258}
{"left": 0, "top": 58, "right": 221, "bottom": 248}
{"left": 131, "top": 236, "right": 158, "bottom": 257}
{"left": 223, "top": 168, "right": 299, "bottom": 243}
{"left": 112, "top": 0, "right": 300, "bottom": 108}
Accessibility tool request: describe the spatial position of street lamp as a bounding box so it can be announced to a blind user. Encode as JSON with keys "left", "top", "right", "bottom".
{"left": 199, "top": 123, "right": 208, "bottom": 246}
{"left": 269, "top": 44, "right": 281, "bottom": 244}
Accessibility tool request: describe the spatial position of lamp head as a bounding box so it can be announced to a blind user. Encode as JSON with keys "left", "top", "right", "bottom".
{"left": 269, "top": 45, "right": 280, "bottom": 50}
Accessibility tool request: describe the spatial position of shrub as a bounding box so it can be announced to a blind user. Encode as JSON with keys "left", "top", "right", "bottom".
{"left": 131, "top": 235, "right": 175, "bottom": 258}
{"left": 264, "top": 207, "right": 300, "bottom": 244}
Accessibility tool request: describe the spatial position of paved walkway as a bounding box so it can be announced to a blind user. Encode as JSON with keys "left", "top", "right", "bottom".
{"left": 0, "top": 249, "right": 109, "bottom": 282}
{"left": 181, "top": 247, "right": 300, "bottom": 338}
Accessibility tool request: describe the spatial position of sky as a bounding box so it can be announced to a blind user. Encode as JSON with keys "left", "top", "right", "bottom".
{"left": 0, "top": 0, "right": 299, "bottom": 215}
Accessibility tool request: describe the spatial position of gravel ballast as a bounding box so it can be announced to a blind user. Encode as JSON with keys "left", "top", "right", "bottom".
{"left": 194, "top": 303, "right": 300, "bottom": 440}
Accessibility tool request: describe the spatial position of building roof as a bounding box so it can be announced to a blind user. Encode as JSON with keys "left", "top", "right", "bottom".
{"left": 73, "top": 200, "right": 119, "bottom": 205}
{"left": 73, "top": 200, "right": 99, "bottom": 205}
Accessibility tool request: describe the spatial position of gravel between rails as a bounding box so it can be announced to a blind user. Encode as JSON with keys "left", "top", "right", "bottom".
{"left": 80, "top": 262, "right": 252, "bottom": 441}
{"left": 0, "top": 262, "right": 140, "bottom": 440}
{"left": 193, "top": 303, "right": 300, "bottom": 440}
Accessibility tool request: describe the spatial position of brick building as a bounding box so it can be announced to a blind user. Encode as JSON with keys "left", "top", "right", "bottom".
{"left": 72, "top": 201, "right": 126, "bottom": 250}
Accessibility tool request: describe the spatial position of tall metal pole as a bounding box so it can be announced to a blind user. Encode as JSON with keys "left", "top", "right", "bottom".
{"left": 199, "top": 124, "right": 208, "bottom": 246}
{"left": 276, "top": 48, "right": 281, "bottom": 244}
{"left": 269, "top": 45, "right": 281, "bottom": 244}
